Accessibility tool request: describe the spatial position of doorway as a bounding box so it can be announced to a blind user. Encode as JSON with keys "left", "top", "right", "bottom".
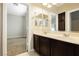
{"left": 7, "top": 3, "right": 28, "bottom": 56}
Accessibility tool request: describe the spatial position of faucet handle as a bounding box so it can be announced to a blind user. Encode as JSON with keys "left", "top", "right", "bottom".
{"left": 63, "top": 33, "right": 69, "bottom": 37}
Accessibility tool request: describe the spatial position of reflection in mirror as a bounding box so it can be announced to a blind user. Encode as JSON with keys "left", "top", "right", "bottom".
{"left": 42, "top": 14, "right": 48, "bottom": 27}
{"left": 70, "top": 10, "right": 79, "bottom": 31}
{"left": 45, "top": 19, "right": 48, "bottom": 27}
{"left": 35, "top": 19, "right": 38, "bottom": 26}
{"left": 39, "top": 19, "right": 43, "bottom": 26}
{"left": 51, "top": 15, "right": 56, "bottom": 31}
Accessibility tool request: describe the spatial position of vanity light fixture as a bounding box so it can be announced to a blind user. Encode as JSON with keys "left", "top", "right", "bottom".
{"left": 47, "top": 4, "right": 52, "bottom": 8}
{"left": 52, "top": 3, "right": 57, "bottom": 5}
{"left": 42, "top": 3, "right": 64, "bottom": 8}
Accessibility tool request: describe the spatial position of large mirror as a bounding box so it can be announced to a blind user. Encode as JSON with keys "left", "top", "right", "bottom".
{"left": 70, "top": 10, "right": 79, "bottom": 32}
{"left": 51, "top": 14, "right": 56, "bottom": 31}
{"left": 32, "top": 7, "right": 49, "bottom": 31}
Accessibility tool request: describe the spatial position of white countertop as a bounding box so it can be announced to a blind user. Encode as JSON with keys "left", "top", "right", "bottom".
{"left": 33, "top": 31, "right": 79, "bottom": 45}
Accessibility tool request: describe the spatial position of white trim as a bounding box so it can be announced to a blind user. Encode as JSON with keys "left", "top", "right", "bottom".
{"left": 16, "top": 49, "right": 34, "bottom": 56}
{"left": 68, "top": 8, "right": 79, "bottom": 13}
{"left": 66, "top": 11, "right": 71, "bottom": 32}
{"left": 57, "top": 11, "right": 66, "bottom": 15}
{"left": 29, "top": 49, "right": 35, "bottom": 52}
{"left": 16, "top": 52, "right": 29, "bottom": 56}
{"left": 27, "top": 4, "right": 33, "bottom": 52}
{"left": 65, "top": 12, "right": 68, "bottom": 32}
{"left": 3, "top": 3, "right": 7, "bottom": 56}
{"left": 56, "top": 14, "right": 58, "bottom": 31}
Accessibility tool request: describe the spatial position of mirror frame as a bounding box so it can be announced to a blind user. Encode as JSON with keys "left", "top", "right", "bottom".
{"left": 67, "top": 8, "right": 79, "bottom": 32}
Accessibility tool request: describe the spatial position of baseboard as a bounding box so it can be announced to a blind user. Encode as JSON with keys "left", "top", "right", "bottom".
{"left": 29, "top": 49, "right": 35, "bottom": 52}
{"left": 8, "top": 37, "right": 26, "bottom": 39}
{"left": 8, "top": 35, "right": 26, "bottom": 39}
{"left": 16, "top": 52, "right": 29, "bottom": 56}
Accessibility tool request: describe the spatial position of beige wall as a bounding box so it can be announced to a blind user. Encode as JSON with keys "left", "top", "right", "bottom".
{"left": 57, "top": 3, "right": 79, "bottom": 13}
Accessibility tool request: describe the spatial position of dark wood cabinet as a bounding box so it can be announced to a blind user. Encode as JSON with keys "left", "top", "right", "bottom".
{"left": 33, "top": 34, "right": 79, "bottom": 56}
{"left": 51, "top": 39, "right": 75, "bottom": 56}
{"left": 55, "top": 40, "right": 74, "bottom": 56}
{"left": 33, "top": 35, "right": 50, "bottom": 56}
{"left": 51, "top": 39, "right": 65, "bottom": 56}
{"left": 58, "top": 12, "right": 65, "bottom": 31}
{"left": 39, "top": 36, "right": 50, "bottom": 56}
{"left": 74, "top": 44, "right": 79, "bottom": 56}
{"left": 33, "top": 34, "right": 40, "bottom": 54}
{"left": 64, "top": 42, "right": 75, "bottom": 56}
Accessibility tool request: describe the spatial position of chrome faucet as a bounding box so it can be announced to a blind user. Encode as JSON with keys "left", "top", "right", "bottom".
{"left": 63, "top": 33, "right": 69, "bottom": 37}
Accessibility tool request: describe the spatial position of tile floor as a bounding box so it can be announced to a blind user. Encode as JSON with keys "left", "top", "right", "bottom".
{"left": 17, "top": 51, "right": 39, "bottom": 56}
{"left": 7, "top": 37, "right": 39, "bottom": 56}
{"left": 28, "top": 51, "right": 39, "bottom": 56}
{"left": 7, "top": 37, "right": 26, "bottom": 56}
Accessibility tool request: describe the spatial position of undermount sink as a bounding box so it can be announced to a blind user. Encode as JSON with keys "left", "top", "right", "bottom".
{"left": 43, "top": 31, "right": 48, "bottom": 35}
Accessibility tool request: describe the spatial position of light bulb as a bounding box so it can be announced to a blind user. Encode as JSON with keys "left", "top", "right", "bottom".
{"left": 52, "top": 3, "right": 57, "bottom": 5}
{"left": 47, "top": 4, "right": 52, "bottom": 8}
{"left": 42, "top": 3, "right": 47, "bottom": 6}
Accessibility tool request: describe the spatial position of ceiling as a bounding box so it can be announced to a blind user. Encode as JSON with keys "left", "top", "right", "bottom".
{"left": 31, "top": 3, "right": 64, "bottom": 13}
{"left": 31, "top": 3, "right": 63, "bottom": 7}
{"left": 7, "top": 3, "right": 27, "bottom": 16}
{"left": 31, "top": 3, "right": 79, "bottom": 13}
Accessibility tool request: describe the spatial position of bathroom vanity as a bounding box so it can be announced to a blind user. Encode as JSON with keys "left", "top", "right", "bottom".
{"left": 33, "top": 34, "right": 79, "bottom": 56}
{"left": 32, "top": 5, "right": 79, "bottom": 56}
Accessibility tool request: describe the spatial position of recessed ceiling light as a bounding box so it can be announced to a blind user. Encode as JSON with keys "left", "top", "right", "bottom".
{"left": 52, "top": 3, "right": 57, "bottom": 5}
{"left": 47, "top": 4, "right": 52, "bottom": 8}
{"left": 42, "top": 3, "right": 47, "bottom": 6}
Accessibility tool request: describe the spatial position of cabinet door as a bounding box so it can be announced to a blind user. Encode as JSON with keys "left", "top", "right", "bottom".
{"left": 39, "top": 36, "right": 50, "bottom": 56}
{"left": 58, "top": 12, "right": 65, "bottom": 31}
{"left": 50, "top": 39, "right": 56, "bottom": 56}
{"left": 51, "top": 39, "right": 75, "bottom": 56}
{"left": 74, "top": 44, "right": 79, "bottom": 56}
{"left": 33, "top": 35, "right": 40, "bottom": 53}
{"left": 64, "top": 42, "right": 74, "bottom": 56}
{"left": 51, "top": 39, "right": 65, "bottom": 56}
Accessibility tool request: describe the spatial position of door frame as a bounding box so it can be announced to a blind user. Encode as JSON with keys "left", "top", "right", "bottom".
{"left": 2, "top": 3, "right": 33, "bottom": 56}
